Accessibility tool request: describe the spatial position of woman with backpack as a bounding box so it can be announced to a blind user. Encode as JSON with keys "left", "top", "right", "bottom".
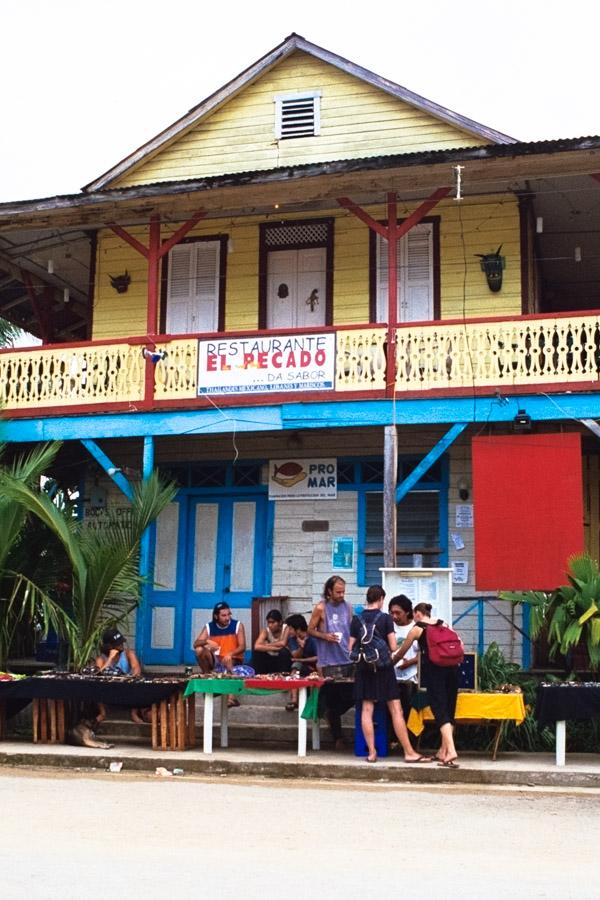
{"left": 349, "top": 586, "right": 433, "bottom": 764}
{"left": 394, "top": 601, "right": 461, "bottom": 768}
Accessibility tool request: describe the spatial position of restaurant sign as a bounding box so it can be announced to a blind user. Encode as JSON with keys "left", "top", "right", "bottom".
{"left": 268, "top": 458, "right": 337, "bottom": 500}
{"left": 197, "top": 333, "right": 335, "bottom": 395}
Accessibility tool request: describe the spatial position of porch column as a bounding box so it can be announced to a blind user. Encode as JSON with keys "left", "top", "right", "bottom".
{"left": 383, "top": 425, "right": 398, "bottom": 568}
{"left": 107, "top": 209, "right": 206, "bottom": 406}
{"left": 338, "top": 186, "right": 450, "bottom": 398}
{"left": 137, "top": 436, "right": 155, "bottom": 659}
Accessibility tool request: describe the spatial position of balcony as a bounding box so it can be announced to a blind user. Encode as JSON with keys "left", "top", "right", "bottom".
{"left": 1, "top": 311, "right": 599, "bottom": 416}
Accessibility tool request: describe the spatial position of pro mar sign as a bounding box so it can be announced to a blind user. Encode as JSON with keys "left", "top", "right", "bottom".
{"left": 198, "top": 333, "right": 335, "bottom": 395}
{"left": 269, "top": 459, "right": 337, "bottom": 500}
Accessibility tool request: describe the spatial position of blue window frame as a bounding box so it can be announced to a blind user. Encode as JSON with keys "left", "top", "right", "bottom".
{"left": 338, "top": 456, "right": 448, "bottom": 586}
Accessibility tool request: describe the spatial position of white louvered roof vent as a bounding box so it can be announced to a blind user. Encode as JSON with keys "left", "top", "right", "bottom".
{"left": 275, "top": 91, "right": 321, "bottom": 140}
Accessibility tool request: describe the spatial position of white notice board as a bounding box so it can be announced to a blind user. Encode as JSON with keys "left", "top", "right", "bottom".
{"left": 380, "top": 568, "right": 453, "bottom": 625}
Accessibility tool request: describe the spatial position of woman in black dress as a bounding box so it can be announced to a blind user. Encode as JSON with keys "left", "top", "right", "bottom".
{"left": 394, "top": 601, "right": 460, "bottom": 768}
{"left": 350, "top": 586, "right": 433, "bottom": 764}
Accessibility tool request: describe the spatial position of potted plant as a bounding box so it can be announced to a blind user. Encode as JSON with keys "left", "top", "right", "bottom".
{"left": 501, "top": 554, "right": 600, "bottom": 673}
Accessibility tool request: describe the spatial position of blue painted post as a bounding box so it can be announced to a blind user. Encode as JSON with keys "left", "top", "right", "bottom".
{"left": 137, "top": 436, "right": 154, "bottom": 660}
{"left": 478, "top": 598, "right": 485, "bottom": 657}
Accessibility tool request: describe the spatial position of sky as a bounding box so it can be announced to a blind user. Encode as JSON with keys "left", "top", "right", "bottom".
{"left": 1, "top": 0, "right": 598, "bottom": 203}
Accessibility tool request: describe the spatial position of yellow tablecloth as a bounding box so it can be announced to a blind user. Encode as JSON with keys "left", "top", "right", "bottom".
{"left": 407, "top": 692, "right": 527, "bottom": 736}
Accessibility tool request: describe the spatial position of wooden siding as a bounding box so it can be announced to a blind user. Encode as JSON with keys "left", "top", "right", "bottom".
{"left": 92, "top": 195, "right": 521, "bottom": 340}
{"left": 113, "top": 52, "right": 490, "bottom": 189}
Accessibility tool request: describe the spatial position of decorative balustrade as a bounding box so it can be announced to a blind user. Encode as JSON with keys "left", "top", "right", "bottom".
{"left": 394, "top": 314, "right": 600, "bottom": 392}
{"left": 0, "top": 341, "right": 145, "bottom": 410}
{"left": 1, "top": 314, "right": 599, "bottom": 413}
{"left": 154, "top": 339, "right": 198, "bottom": 400}
{"left": 335, "top": 327, "right": 387, "bottom": 392}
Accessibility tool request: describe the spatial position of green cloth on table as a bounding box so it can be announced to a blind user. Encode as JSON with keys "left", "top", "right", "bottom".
{"left": 184, "top": 678, "right": 321, "bottom": 721}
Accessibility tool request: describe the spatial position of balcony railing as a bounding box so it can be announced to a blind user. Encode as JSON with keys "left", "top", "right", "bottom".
{"left": 1, "top": 312, "right": 599, "bottom": 414}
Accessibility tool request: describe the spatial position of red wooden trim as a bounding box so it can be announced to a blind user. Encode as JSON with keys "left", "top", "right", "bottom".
{"left": 386, "top": 193, "right": 398, "bottom": 398}
{"left": 337, "top": 197, "right": 388, "bottom": 238}
{"left": 159, "top": 233, "right": 229, "bottom": 334}
{"left": 107, "top": 223, "right": 149, "bottom": 259}
{"left": 432, "top": 217, "right": 441, "bottom": 320}
{"left": 159, "top": 209, "right": 206, "bottom": 259}
{"left": 368, "top": 216, "right": 441, "bottom": 324}
{"left": 394, "top": 187, "right": 450, "bottom": 240}
{"left": 258, "top": 218, "right": 335, "bottom": 329}
{"left": 147, "top": 215, "right": 161, "bottom": 337}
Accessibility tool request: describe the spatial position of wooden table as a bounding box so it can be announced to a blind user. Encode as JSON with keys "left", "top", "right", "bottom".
{"left": 407, "top": 691, "right": 527, "bottom": 760}
{"left": 184, "top": 677, "right": 323, "bottom": 757}
{"left": 1, "top": 675, "right": 194, "bottom": 750}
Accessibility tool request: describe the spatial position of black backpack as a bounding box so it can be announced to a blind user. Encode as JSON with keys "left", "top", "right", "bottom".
{"left": 350, "top": 611, "right": 392, "bottom": 670}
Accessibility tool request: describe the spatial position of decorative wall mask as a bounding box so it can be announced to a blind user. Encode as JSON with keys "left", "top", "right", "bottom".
{"left": 277, "top": 283, "right": 289, "bottom": 299}
{"left": 109, "top": 271, "right": 131, "bottom": 293}
{"left": 306, "top": 288, "right": 319, "bottom": 311}
{"left": 475, "top": 246, "right": 505, "bottom": 293}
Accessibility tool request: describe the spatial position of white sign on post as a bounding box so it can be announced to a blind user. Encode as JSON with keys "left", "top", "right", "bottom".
{"left": 268, "top": 458, "right": 337, "bottom": 500}
{"left": 197, "top": 333, "right": 336, "bottom": 395}
{"left": 380, "top": 568, "right": 453, "bottom": 624}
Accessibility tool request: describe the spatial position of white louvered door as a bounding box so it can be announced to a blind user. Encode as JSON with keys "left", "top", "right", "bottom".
{"left": 376, "top": 222, "right": 434, "bottom": 323}
{"left": 166, "top": 240, "right": 221, "bottom": 334}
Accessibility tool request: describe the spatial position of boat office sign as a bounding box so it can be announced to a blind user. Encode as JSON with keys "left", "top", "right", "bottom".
{"left": 197, "top": 333, "right": 335, "bottom": 394}
{"left": 269, "top": 458, "right": 337, "bottom": 500}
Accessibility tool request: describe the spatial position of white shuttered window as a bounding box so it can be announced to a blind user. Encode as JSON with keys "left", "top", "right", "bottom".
{"left": 166, "top": 240, "right": 221, "bottom": 334}
{"left": 376, "top": 222, "right": 434, "bottom": 323}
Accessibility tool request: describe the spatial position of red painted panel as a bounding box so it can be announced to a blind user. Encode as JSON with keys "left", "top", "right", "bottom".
{"left": 472, "top": 433, "right": 584, "bottom": 591}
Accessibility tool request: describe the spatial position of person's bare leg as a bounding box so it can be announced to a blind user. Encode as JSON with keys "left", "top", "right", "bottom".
{"left": 195, "top": 648, "right": 214, "bottom": 674}
{"left": 361, "top": 700, "right": 376, "bottom": 761}
{"left": 438, "top": 722, "right": 458, "bottom": 762}
{"left": 388, "top": 699, "right": 427, "bottom": 760}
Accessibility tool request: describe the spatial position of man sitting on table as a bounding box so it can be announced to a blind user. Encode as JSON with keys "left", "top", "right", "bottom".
{"left": 193, "top": 602, "right": 246, "bottom": 708}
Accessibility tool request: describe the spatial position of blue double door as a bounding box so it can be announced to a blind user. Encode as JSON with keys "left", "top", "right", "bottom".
{"left": 142, "top": 492, "right": 269, "bottom": 665}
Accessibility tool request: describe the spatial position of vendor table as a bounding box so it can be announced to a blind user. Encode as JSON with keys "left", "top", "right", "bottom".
{"left": 0, "top": 676, "right": 194, "bottom": 751}
{"left": 535, "top": 683, "right": 600, "bottom": 766}
{"left": 184, "top": 677, "right": 324, "bottom": 757}
{"left": 407, "top": 691, "right": 526, "bottom": 760}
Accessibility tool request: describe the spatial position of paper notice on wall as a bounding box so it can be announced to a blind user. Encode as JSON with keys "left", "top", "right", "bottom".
{"left": 455, "top": 504, "right": 474, "bottom": 528}
{"left": 451, "top": 532, "right": 465, "bottom": 551}
{"left": 451, "top": 560, "right": 469, "bottom": 584}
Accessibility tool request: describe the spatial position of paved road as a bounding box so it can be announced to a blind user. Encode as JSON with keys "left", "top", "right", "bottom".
{"left": 1, "top": 768, "right": 598, "bottom": 899}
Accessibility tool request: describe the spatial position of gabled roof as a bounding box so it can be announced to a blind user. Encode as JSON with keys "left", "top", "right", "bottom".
{"left": 84, "top": 33, "right": 517, "bottom": 193}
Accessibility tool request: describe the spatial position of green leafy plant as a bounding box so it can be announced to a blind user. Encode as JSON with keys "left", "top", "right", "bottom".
{"left": 1, "top": 468, "right": 177, "bottom": 669}
{"left": 501, "top": 554, "right": 600, "bottom": 670}
{"left": 0, "top": 443, "right": 71, "bottom": 669}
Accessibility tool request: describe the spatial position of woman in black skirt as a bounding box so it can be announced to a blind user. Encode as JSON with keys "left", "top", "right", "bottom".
{"left": 394, "top": 601, "right": 460, "bottom": 768}
{"left": 350, "top": 586, "right": 433, "bottom": 764}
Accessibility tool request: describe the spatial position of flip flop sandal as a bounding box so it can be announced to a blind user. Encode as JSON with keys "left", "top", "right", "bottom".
{"left": 365, "top": 756, "right": 377, "bottom": 763}
{"left": 404, "top": 756, "right": 435, "bottom": 763}
{"left": 285, "top": 702, "right": 298, "bottom": 712}
{"left": 437, "top": 758, "right": 460, "bottom": 768}
{"left": 227, "top": 697, "right": 241, "bottom": 708}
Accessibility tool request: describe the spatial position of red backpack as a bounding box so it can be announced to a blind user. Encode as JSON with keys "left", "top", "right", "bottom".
{"left": 426, "top": 620, "right": 464, "bottom": 667}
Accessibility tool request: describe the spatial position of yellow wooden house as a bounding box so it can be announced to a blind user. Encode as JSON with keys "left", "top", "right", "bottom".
{"left": 2, "top": 34, "right": 600, "bottom": 667}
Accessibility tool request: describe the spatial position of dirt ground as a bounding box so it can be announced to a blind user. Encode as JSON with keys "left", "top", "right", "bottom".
{"left": 1, "top": 768, "right": 598, "bottom": 899}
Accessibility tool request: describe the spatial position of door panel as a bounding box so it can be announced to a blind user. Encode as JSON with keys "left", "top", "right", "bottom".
{"left": 143, "top": 493, "right": 268, "bottom": 665}
{"left": 267, "top": 248, "right": 326, "bottom": 328}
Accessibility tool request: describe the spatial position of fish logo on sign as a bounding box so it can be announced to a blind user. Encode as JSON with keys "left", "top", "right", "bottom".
{"left": 271, "top": 461, "right": 307, "bottom": 488}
